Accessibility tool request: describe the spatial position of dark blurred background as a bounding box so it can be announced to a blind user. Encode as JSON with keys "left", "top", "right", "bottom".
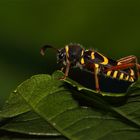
{"left": 0, "top": 0, "right": 140, "bottom": 106}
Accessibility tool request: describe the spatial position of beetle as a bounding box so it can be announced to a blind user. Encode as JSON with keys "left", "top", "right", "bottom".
{"left": 40, "top": 43, "right": 140, "bottom": 91}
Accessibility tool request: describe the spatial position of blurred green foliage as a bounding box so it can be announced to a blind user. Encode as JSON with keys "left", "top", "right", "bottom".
{"left": 0, "top": 0, "right": 140, "bottom": 106}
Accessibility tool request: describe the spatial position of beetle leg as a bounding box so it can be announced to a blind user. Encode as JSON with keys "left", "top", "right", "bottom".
{"left": 59, "top": 61, "right": 70, "bottom": 80}
{"left": 117, "top": 55, "right": 137, "bottom": 64}
{"left": 107, "top": 63, "right": 135, "bottom": 71}
{"left": 117, "top": 55, "right": 140, "bottom": 78}
{"left": 94, "top": 64, "right": 100, "bottom": 92}
{"left": 85, "top": 63, "right": 100, "bottom": 92}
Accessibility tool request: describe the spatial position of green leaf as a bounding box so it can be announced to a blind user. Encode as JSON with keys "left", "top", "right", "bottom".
{"left": 3, "top": 71, "right": 138, "bottom": 140}
{"left": 0, "top": 111, "right": 61, "bottom": 136}
{"left": 1, "top": 71, "right": 140, "bottom": 140}
{"left": 0, "top": 89, "right": 31, "bottom": 119}
{"left": 0, "top": 70, "right": 50, "bottom": 119}
{"left": 0, "top": 130, "right": 66, "bottom": 140}
{"left": 0, "top": 74, "right": 65, "bottom": 139}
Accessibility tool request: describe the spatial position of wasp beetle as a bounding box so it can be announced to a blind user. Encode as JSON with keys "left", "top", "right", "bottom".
{"left": 40, "top": 43, "right": 140, "bottom": 92}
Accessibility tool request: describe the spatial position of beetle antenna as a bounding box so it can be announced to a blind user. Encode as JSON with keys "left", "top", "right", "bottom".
{"left": 40, "top": 45, "right": 59, "bottom": 56}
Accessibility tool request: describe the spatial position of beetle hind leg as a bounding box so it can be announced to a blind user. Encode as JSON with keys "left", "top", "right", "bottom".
{"left": 117, "top": 55, "right": 140, "bottom": 78}
{"left": 106, "top": 55, "right": 140, "bottom": 80}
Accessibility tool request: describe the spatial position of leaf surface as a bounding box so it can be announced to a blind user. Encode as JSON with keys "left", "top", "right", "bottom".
{"left": 6, "top": 71, "right": 139, "bottom": 140}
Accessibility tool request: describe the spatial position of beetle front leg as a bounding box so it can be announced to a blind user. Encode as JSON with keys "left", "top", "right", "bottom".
{"left": 59, "top": 61, "right": 71, "bottom": 80}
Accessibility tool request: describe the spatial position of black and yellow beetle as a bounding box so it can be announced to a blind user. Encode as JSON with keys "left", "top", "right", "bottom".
{"left": 40, "top": 43, "right": 140, "bottom": 91}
